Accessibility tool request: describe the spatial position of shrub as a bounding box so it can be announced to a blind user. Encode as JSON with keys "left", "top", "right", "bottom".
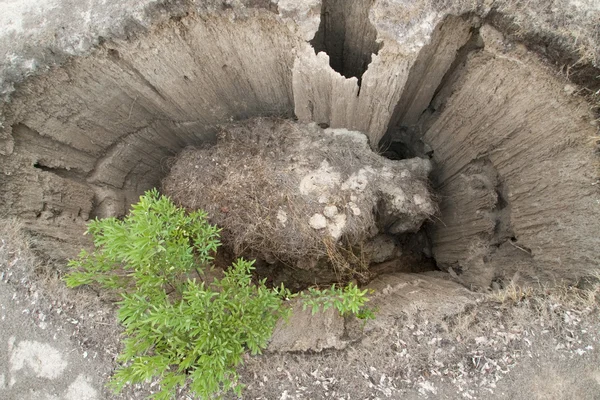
{"left": 65, "top": 189, "right": 373, "bottom": 399}
{"left": 300, "top": 284, "right": 375, "bottom": 320}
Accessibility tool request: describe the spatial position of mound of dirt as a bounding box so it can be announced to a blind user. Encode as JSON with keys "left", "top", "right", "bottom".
{"left": 163, "top": 118, "right": 436, "bottom": 279}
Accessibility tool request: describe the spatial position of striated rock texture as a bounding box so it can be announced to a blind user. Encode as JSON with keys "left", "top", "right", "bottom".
{"left": 0, "top": 8, "right": 299, "bottom": 258}
{"left": 268, "top": 299, "right": 347, "bottom": 353}
{"left": 416, "top": 26, "right": 600, "bottom": 288}
{"left": 269, "top": 271, "right": 479, "bottom": 353}
{"left": 163, "top": 118, "right": 435, "bottom": 274}
{"left": 0, "top": 0, "right": 597, "bottom": 286}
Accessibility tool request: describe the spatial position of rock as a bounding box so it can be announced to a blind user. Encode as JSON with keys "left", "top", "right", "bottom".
{"left": 348, "top": 202, "right": 361, "bottom": 216}
{"left": 268, "top": 300, "right": 347, "bottom": 353}
{"left": 327, "top": 213, "right": 347, "bottom": 240}
{"left": 309, "top": 213, "right": 327, "bottom": 230}
{"left": 346, "top": 272, "right": 480, "bottom": 338}
{"left": 277, "top": 209, "right": 288, "bottom": 227}
{"left": 323, "top": 205, "right": 338, "bottom": 219}
{"left": 563, "top": 84, "right": 577, "bottom": 95}
{"left": 364, "top": 235, "right": 401, "bottom": 264}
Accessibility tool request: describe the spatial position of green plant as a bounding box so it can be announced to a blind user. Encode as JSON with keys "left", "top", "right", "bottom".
{"left": 300, "top": 283, "right": 376, "bottom": 320}
{"left": 65, "top": 189, "right": 373, "bottom": 399}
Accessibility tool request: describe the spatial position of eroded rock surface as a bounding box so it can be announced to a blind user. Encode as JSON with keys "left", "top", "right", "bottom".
{"left": 0, "top": 0, "right": 597, "bottom": 286}
{"left": 268, "top": 300, "right": 347, "bottom": 353}
{"left": 416, "top": 26, "right": 600, "bottom": 288}
{"left": 269, "top": 271, "right": 478, "bottom": 353}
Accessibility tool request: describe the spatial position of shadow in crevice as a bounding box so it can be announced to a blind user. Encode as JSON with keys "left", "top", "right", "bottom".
{"left": 383, "top": 15, "right": 482, "bottom": 146}
{"left": 310, "top": 0, "right": 382, "bottom": 85}
{"left": 378, "top": 15, "right": 484, "bottom": 162}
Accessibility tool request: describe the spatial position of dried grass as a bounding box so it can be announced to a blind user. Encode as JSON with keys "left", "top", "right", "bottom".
{"left": 489, "top": 275, "right": 600, "bottom": 327}
{"left": 323, "top": 237, "right": 370, "bottom": 282}
{"left": 163, "top": 118, "right": 435, "bottom": 280}
{"left": 490, "top": 281, "right": 535, "bottom": 303}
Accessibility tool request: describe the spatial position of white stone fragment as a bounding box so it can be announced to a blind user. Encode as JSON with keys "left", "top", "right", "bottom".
{"left": 299, "top": 160, "right": 341, "bottom": 195}
{"left": 413, "top": 194, "right": 426, "bottom": 205}
{"left": 327, "top": 214, "right": 347, "bottom": 240}
{"left": 348, "top": 202, "right": 361, "bottom": 216}
{"left": 277, "top": 209, "right": 288, "bottom": 226}
{"left": 564, "top": 84, "right": 577, "bottom": 95}
{"left": 323, "top": 205, "right": 338, "bottom": 219}
{"left": 309, "top": 213, "right": 327, "bottom": 230}
{"left": 325, "top": 128, "right": 369, "bottom": 145}
{"left": 341, "top": 167, "right": 374, "bottom": 192}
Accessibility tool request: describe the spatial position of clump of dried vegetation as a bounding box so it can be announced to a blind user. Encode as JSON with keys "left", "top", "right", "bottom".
{"left": 490, "top": 275, "right": 600, "bottom": 315}
{"left": 163, "top": 118, "right": 435, "bottom": 282}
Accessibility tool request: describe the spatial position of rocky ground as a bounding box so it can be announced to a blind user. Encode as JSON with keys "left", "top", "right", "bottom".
{"left": 1, "top": 219, "right": 599, "bottom": 400}
{"left": 237, "top": 282, "right": 600, "bottom": 400}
